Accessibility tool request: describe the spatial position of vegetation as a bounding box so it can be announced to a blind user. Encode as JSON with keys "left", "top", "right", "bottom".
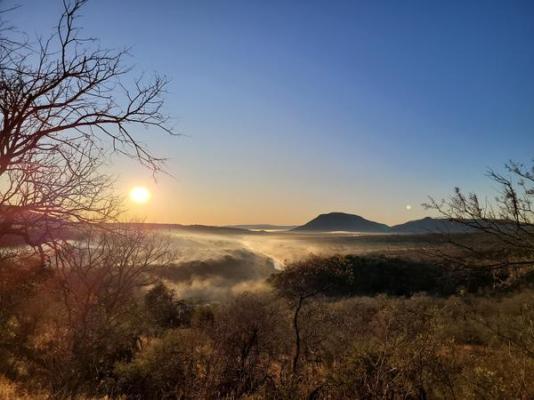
{"left": 0, "top": 1, "right": 532, "bottom": 399}
{"left": 0, "top": 246, "right": 533, "bottom": 399}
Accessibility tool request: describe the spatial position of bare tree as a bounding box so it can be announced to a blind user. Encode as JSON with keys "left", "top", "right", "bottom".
{"left": 52, "top": 226, "right": 173, "bottom": 334}
{"left": 0, "top": 0, "right": 174, "bottom": 250}
{"left": 426, "top": 161, "right": 534, "bottom": 280}
{"left": 28, "top": 225, "right": 174, "bottom": 396}
{"left": 269, "top": 256, "right": 336, "bottom": 374}
{"left": 0, "top": 141, "right": 119, "bottom": 255}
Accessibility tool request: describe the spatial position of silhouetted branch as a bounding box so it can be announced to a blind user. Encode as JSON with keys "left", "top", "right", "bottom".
{"left": 0, "top": 0, "right": 174, "bottom": 252}
{"left": 425, "top": 161, "right": 534, "bottom": 284}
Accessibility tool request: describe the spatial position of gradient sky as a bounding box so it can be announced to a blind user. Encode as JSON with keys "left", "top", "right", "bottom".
{"left": 9, "top": 0, "right": 534, "bottom": 225}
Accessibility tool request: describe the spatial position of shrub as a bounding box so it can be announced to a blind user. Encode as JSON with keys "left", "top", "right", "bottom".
{"left": 114, "top": 329, "right": 212, "bottom": 399}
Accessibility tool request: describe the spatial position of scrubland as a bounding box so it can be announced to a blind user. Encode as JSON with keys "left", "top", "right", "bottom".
{"left": 1, "top": 233, "right": 532, "bottom": 399}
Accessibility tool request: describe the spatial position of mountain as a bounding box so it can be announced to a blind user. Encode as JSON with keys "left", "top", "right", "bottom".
{"left": 390, "top": 217, "right": 473, "bottom": 233}
{"left": 292, "top": 212, "right": 390, "bottom": 233}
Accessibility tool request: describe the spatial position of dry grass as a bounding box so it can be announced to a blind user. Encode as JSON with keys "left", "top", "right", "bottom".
{"left": 0, "top": 376, "right": 121, "bottom": 400}
{"left": 0, "top": 376, "right": 47, "bottom": 400}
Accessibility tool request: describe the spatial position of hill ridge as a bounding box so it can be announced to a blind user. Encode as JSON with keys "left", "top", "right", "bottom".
{"left": 292, "top": 212, "right": 390, "bottom": 233}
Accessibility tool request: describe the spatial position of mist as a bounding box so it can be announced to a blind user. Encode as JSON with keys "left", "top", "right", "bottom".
{"left": 150, "top": 229, "right": 428, "bottom": 302}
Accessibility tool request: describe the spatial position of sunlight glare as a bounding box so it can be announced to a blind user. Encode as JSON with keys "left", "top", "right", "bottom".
{"left": 130, "top": 186, "right": 151, "bottom": 204}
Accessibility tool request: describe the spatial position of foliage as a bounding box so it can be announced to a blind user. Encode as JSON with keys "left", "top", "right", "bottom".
{"left": 144, "top": 282, "right": 192, "bottom": 332}
{"left": 269, "top": 254, "right": 495, "bottom": 299}
{"left": 114, "top": 329, "right": 212, "bottom": 400}
{"left": 1, "top": 255, "right": 533, "bottom": 399}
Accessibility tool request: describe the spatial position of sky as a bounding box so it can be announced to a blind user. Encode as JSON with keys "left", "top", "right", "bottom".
{"left": 7, "top": 0, "right": 534, "bottom": 226}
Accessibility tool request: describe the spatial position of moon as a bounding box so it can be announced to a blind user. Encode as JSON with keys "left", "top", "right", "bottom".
{"left": 129, "top": 186, "right": 151, "bottom": 204}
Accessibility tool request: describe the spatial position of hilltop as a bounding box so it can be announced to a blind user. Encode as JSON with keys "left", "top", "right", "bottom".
{"left": 292, "top": 212, "right": 390, "bottom": 233}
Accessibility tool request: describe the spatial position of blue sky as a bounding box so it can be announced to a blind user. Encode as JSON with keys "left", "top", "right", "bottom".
{"left": 8, "top": 0, "right": 534, "bottom": 225}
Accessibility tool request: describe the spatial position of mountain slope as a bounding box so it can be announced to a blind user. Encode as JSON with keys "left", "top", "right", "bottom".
{"left": 292, "top": 212, "right": 390, "bottom": 233}
{"left": 390, "top": 217, "right": 473, "bottom": 233}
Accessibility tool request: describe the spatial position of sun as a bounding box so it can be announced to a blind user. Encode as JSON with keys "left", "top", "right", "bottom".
{"left": 129, "top": 186, "right": 151, "bottom": 204}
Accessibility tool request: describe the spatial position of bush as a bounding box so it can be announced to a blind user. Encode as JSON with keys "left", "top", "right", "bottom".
{"left": 114, "top": 329, "right": 212, "bottom": 399}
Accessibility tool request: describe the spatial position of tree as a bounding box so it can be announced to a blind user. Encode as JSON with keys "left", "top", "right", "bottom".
{"left": 145, "top": 282, "right": 192, "bottom": 332}
{"left": 269, "top": 257, "right": 338, "bottom": 374}
{"left": 426, "top": 161, "right": 534, "bottom": 283}
{"left": 270, "top": 255, "right": 454, "bottom": 374}
{"left": 0, "top": 0, "right": 174, "bottom": 253}
{"left": 426, "top": 163, "right": 534, "bottom": 269}
{"left": 30, "top": 225, "right": 173, "bottom": 396}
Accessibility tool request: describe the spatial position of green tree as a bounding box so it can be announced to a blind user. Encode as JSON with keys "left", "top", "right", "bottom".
{"left": 145, "top": 283, "right": 192, "bottom": 332}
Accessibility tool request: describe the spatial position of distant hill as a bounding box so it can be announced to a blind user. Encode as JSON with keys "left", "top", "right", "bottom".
{"left": 0, "top": 205, "right": 60, "bottom": 224}
{"left": 390, "top": 217, "right": 473, "bottom": 233}
{"left": 293, "top": 212, "right": 390, "bottom": 233}
{"left": 0, "top": 206, "right": 77, "bottom": 246}
{"left": 226, "top": 224, "right": 297, "bottom": 231}
{"left": 119, "top": 222, "right": 256, "bottom": 235}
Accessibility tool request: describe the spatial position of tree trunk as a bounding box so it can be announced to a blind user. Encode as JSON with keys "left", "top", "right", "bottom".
{"left": 292, "top": 295, "right": 305, "bottom": 373}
